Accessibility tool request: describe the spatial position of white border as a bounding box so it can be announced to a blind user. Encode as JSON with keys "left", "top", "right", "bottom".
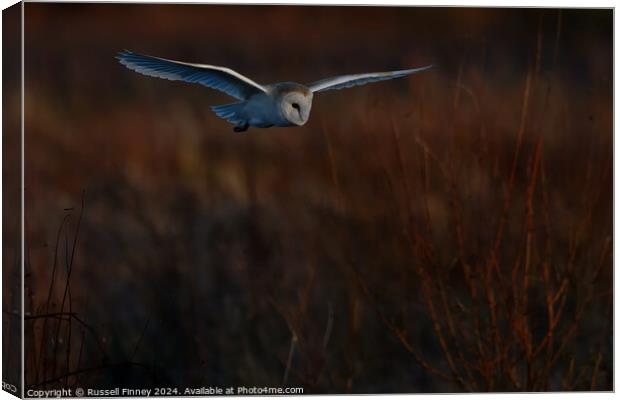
{"left": 0, "top": 2, "right": 615, "bottom": 400}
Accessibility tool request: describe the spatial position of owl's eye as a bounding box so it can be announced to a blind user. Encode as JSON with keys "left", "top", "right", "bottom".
{"left": 292, "top": 103, "right": 300, "bottom": 110}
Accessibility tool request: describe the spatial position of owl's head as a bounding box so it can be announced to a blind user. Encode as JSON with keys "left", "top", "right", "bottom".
{"left": 277, "top": 85, "right": 313, "bottom": 126}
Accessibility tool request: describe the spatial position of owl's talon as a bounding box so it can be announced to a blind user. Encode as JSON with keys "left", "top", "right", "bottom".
{"left": 233, "top": 123, "right": 249, "bottom": 133}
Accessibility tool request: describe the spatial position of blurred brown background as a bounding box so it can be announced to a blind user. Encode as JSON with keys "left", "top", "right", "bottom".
{"left": 10, "top": 4, "right": 613, "bottom": 393}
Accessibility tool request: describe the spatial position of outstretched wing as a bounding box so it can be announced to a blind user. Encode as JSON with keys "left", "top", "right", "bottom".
{"left": 117, "top": 50, "right": 268, "bottom": 101}
{"left": 307, "top": 65, "right": 433, "bottom": 93}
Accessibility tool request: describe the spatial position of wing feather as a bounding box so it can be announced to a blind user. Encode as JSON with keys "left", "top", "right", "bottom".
{"left": 308, "top": 65, "right": 433, "bottom": 93}
{"left": 117, "top": 50, "right": 267, "bottom": 100}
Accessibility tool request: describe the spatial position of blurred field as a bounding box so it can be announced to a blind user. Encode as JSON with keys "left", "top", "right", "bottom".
{"left": 8, "top": 4, "right": 612, "bottom": 393}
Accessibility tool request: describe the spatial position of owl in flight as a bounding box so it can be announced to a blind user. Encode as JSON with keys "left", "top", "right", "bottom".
{"left": 117, "top": 51, "right": 432, "bottom": 132}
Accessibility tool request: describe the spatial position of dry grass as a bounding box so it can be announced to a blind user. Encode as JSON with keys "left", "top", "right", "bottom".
{"left": 14, "top": 5, "right": 612, "bottom": 393}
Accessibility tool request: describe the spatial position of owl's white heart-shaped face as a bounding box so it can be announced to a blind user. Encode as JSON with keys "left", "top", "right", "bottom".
{"left": 279, "top": 90, "right": 313, "bottom": 126}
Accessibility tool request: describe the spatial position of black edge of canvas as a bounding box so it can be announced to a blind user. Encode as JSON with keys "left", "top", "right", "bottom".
{"left": 3, "top": 1, "right": 23, "bottom": 398}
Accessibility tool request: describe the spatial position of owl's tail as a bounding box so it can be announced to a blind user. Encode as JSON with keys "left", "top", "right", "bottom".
{"left": 211, "top": 102, "right": 246, "bottom": 127}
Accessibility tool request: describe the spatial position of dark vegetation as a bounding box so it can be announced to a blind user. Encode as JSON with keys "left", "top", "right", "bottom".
{"left": 11, "top": 5, "right": 612, "bottom": 393}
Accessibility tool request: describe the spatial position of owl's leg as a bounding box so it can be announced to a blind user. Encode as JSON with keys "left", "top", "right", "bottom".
{"left": 233, "top": 122, "right": 249, "bottom": 133}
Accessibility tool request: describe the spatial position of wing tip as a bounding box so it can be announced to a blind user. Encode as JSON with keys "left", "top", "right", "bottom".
{"left": 405, "top": 64, "right": 433, "bottom": 74}
{"left": 116, "top": 49, "right": 136, "bottom": 64}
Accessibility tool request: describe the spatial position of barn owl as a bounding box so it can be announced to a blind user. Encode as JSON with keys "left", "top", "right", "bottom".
{"left": 117, "top": 51, "right": 432, "bottom": 132}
